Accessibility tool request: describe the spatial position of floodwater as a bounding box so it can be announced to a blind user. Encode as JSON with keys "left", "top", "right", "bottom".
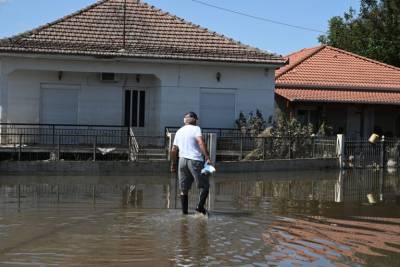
{"left": 0, "top": 169, "right": 400, "bottom": 267}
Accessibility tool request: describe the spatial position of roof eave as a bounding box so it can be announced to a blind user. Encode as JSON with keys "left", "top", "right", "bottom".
{"left": 283, "top": 98, "right": 400, "bottom": 106}
{"left": 276, "top": 83, "right": 400, "bottom": 92}
{"left": 0, "top": 51, "right": 286, "bottom": 68}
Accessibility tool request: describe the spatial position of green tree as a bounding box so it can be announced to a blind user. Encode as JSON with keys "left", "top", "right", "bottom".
{"left": 248, "top": 109, "right": 266, "bottom": 136}
{"left": 235, "top": 111, "right": 247, "bottom": 131}
{"left": 319, "top": 0, "right": 400, "bottom": 67}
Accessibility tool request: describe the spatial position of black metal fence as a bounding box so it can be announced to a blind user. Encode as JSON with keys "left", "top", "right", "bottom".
{"left": 0, "top": 126, "right": 167, "bottom": 162}
{"left": 165, "top": 126, "right": 245, "bottom": 137}
{"left": 343, "top": 137, "right": 400, "bottom": 168}
{"left": 0, "top": 123, "right": 129, "bottom": 145}
{"left": 216, "top": 136, "right": 337, "bottom": 161}
{"left": 0, "top": 133, "right": 130, "bottom": 161}
{"left": 0, "top": 123, "right": 339, "bottom": 162}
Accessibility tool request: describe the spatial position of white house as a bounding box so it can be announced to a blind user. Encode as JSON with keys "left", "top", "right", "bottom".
{"left": 0, "top": 0, "right": 285, "bottom": 137}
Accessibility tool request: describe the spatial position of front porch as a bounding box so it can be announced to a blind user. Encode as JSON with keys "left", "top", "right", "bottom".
{"left": 276, "top": 95, "right": 400, "bottom": 139}
{"left": 3, "top": 66, "right": 164, "bottom": 136}
{"left": 0, "top": 123, "right": 166, "bottom": 161}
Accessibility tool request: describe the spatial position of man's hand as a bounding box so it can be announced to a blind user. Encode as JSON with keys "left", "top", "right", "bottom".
{"left": 205, "top": 157, "right": 213, "bottom": 166}
{"left": 196, "top": 136, "right": 213, "bottom": 166}
{"left": 170, "top": 162, "right": 177, "bottom": 173}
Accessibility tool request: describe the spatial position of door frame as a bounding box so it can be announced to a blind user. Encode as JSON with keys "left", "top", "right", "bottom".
{"left": 123, "top": 87, "right": 149, "bottom": 130}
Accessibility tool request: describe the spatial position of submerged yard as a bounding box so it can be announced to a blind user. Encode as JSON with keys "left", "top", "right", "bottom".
{"left": 0, "top": 170, "right": 399, "bottom": 266}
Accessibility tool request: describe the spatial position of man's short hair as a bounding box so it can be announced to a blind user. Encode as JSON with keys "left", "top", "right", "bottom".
{"left": 184, "top": 112, "right": 198, "bottom": 120}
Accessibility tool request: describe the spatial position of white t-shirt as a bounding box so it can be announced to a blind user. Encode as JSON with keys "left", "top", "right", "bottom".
{"left": 173, "top": 125, "right": 203, "bottom": 161}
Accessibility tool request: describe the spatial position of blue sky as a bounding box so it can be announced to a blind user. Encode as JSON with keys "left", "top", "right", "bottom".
{"left": 0, "top": 0, "right": 360, "bottom": 55}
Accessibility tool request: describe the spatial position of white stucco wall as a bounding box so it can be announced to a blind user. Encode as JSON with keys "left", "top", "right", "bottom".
{"left": 0, "top": 59, "right": 3, "bottom": 122}
{"left": 159, "top": 65, "right": 274, "bottom": 129}
{"left": 0, "top": 55, "right": 277, "bottom": 135}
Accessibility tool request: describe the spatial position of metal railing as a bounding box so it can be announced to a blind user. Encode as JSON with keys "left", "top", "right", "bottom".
{"left": 0, "top": 124, "right": 166, "bottom": 161}
{"left": 0, "top": 123, "right": 129, "bottom": 145}
{"left": 129, "top": 128, "right": 140, "bottom": 161}
{"left": 165, "top": 126, "right": 246, "bottom": 137}
{"left": 0, "top": 123, "right": 338, "bottom": 163}
{"left": 344, "top": 137, "right": 400, "bottom": 168}
{"left": 0, "top": 133, "right": 130, "bottom": 161}
{"left": 216, "top": 136, "right": 337, "bottom": 161}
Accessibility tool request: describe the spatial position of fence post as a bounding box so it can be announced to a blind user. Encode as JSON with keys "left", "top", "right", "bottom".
{"left": 312, "top": 135, "right": 316, "bottom": 158}
{"left": 239, "top": 136, "right": 243, "bottom": 160}
{"left": 18, "top": 134, "right": 22, "bottom": 161}
{"left": 208, "top": 133, "right": 217, "bottom": 164}
{"left": 336, "top": 134, "right": 345, "bottom": 169}
{"left": 57, "top": 135, "right": 61, "bottom": 161}
{"left": 380, "top": 135, "right": 386, "bottom": 168}
{"left": 128, "top": 135, "right": 131, "bottom": 162}
{"left": 93, "top": 136, "right": 97, "bottom": 162}
{"left": 262, "top": 138, "right": 266, "bottom": 160}
{"left": 52, "top": 125, "right": 55, "bottom": 145}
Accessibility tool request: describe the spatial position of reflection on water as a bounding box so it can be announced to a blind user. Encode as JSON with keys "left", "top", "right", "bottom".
{"left": 0, "top": 170, "right": 400, "bottom": 266}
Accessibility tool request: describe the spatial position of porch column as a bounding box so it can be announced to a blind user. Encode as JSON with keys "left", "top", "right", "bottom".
{"left": 0, "top": 62, "right": 9, "bottom": 144}
{"left": 0, "top": 62, "right": 12, "bottom": 124}
{"left": 0, "top": 61, "right": 4, "bottom": 123}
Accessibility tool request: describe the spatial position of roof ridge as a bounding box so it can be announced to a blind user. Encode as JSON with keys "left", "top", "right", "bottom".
{"left": 284, "top": 45, "right": 321, "bottom": 59}
{"left": 275, "top": 45, "right": 326, "bottom": 79}
{"left": 140, "top": 1, "right": 281, "bottom": 58}
{"left": 1, "top": 0, "right": 109, "bottom": 42}
{"left": 326, "top": 45, "right": 400, "bottom": 72}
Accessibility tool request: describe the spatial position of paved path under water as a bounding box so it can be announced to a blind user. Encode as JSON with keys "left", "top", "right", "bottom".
{"left": 0, "top": 170, "right": 400, "bottom": 266}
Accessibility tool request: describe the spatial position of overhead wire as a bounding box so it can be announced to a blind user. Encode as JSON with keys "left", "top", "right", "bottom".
{"left": 191, "top": 0, "right": 400, "bottom": 45}
{"left": 191, "top": 0, "right": 326, "bottom": 33}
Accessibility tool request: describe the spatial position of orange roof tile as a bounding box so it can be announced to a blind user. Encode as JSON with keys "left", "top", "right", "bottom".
{"left": 276, "top": 88, "right": 400, "bottom": 105}
{"left": 276, "top": 45, "right": 400, "bottom": 90}
{"left": 275, "top": 45, "right": 400, "bottom": 104}
{"left": 275, "top": 46, "right": 323, "bottom": 77}
{"left": 0, "top": 0, "right": 284, "bottom": 65}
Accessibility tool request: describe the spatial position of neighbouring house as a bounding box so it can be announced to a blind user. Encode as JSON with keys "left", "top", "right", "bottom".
{"left": 275, "top": 45, "right": 400, "bottom": 139}
{"left": 0, "top": 0, "right": 285, "bottom": 139}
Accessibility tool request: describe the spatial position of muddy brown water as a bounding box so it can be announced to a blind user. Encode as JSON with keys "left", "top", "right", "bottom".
{"left": 0, "top": 169, "right": 400, "bottom": 266}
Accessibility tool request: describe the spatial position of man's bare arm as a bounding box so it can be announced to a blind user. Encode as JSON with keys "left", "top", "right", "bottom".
{"left": 196, "top": 136, "right": 212, "bottom": 164}
{"left": 170, "top": 145, "right": 178, "bottom": 172}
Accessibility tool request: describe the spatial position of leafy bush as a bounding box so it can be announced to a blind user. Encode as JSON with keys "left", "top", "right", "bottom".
{"left": 235, "top": 111, "right": 333, "bottom": 160}
{"left": 235, "top": 110, "right": 266, "bottom": 136}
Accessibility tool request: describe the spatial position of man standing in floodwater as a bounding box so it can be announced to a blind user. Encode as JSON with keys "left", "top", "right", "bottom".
{"left": 170, "top": 112, "right": 213, "bottom": 215}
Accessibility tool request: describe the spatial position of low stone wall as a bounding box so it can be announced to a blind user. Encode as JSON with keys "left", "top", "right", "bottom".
{"left": 0, "top": 158, "right": 338, "bottom": 174}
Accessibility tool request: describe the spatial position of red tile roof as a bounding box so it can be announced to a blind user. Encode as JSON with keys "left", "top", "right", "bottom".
{"left": 276, "top": 88, "right": 400, "bottom": 105}
{"left": 275, "top": 45, "right": 400, "bottom": 105}
{"left": 0, "top": 0, "right": 284, "bottom": 65}
{"left": 275, "top": 46, "right": 323, "bottom": 77}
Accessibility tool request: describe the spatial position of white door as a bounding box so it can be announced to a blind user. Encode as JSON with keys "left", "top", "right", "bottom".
{"left": 40, "top": 88, "right": 79, "bottom": 124}
{"left": 200, "top": 92, "right": 236, "bottom": 128}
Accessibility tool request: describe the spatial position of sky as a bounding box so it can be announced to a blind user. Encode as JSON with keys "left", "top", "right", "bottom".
{"left": 0, "top": 0, "right": 360, "bottom": 56}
